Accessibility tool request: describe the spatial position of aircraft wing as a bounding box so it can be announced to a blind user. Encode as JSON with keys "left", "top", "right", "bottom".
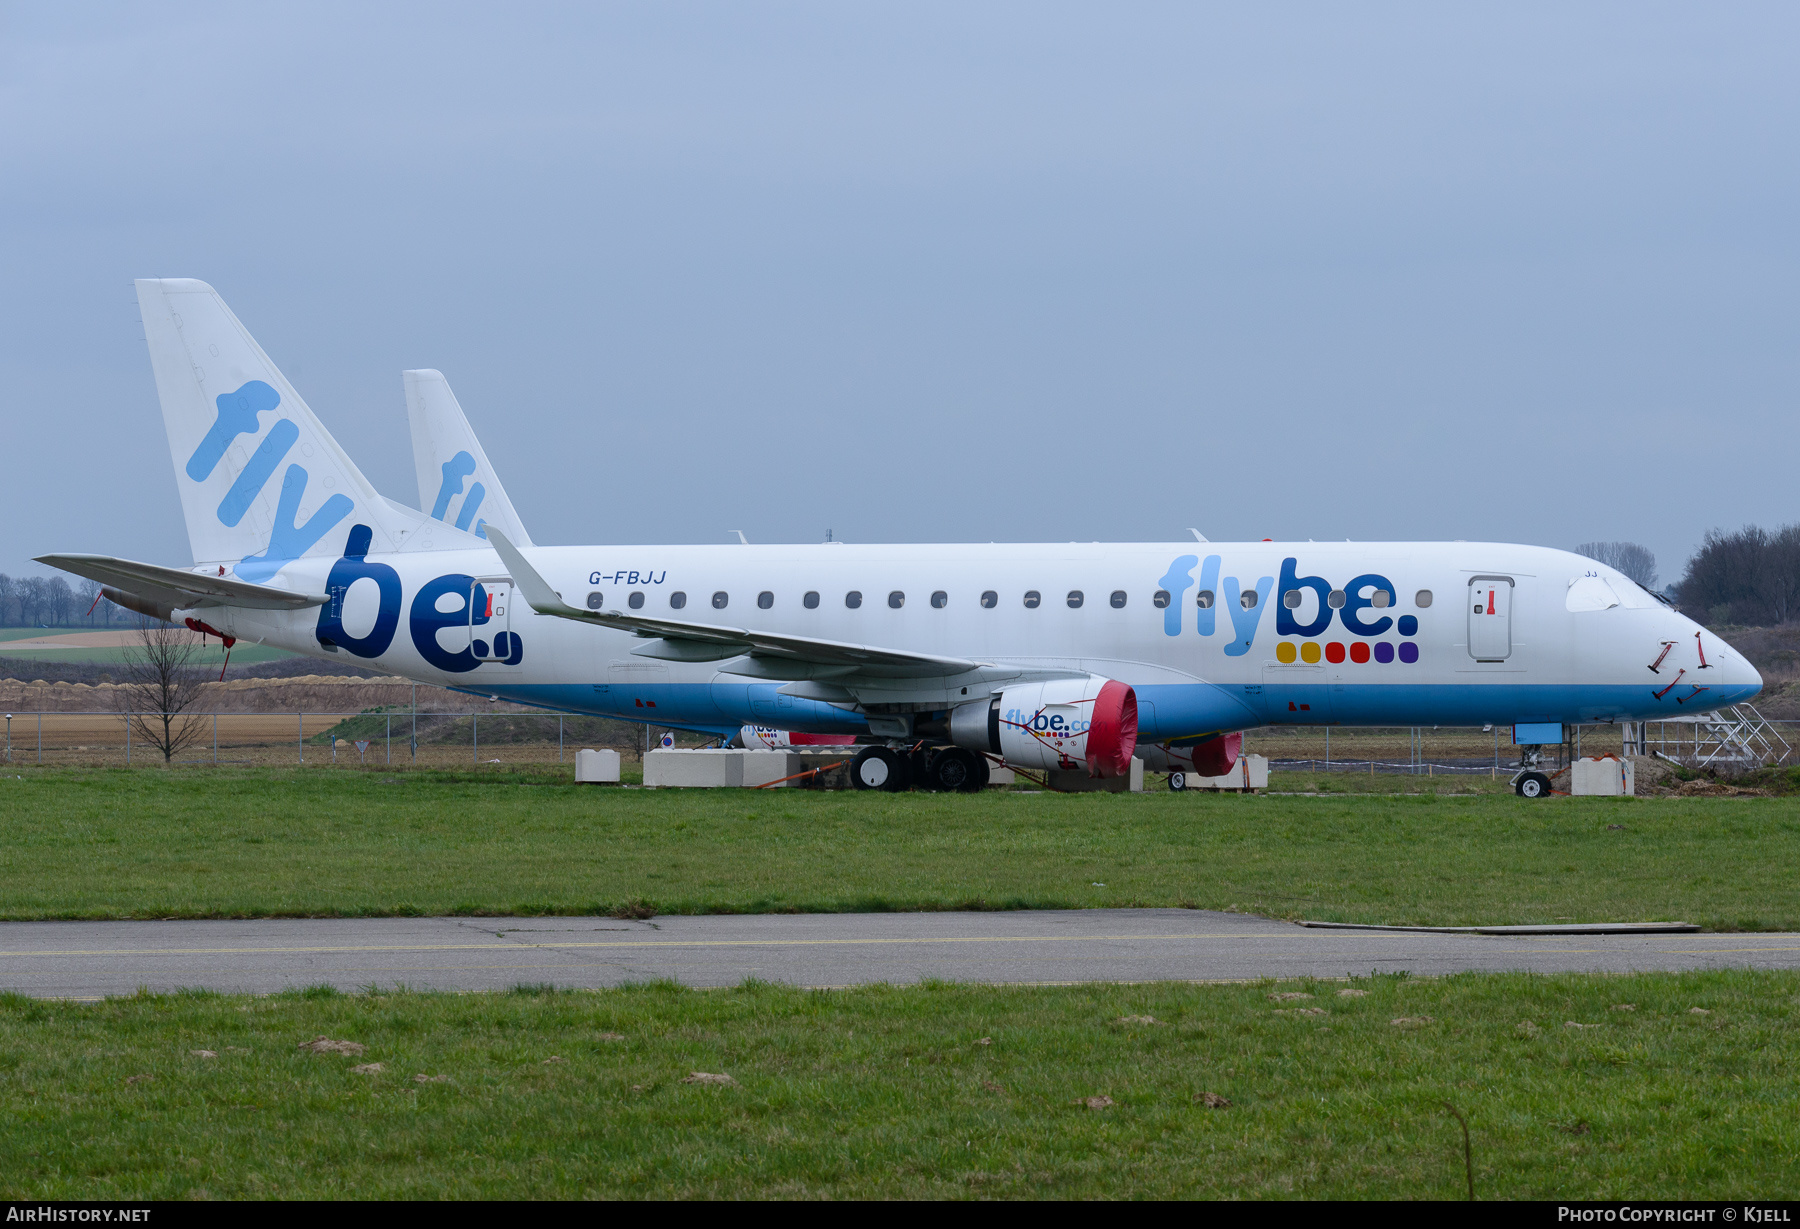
{"left": 34, "top": 553, "right": 327, "bottom": 610}
{"left": 486, "top": 529, "right": 981, "bottom": 677}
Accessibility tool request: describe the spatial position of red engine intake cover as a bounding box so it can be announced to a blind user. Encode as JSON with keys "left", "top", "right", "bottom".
{"left": 1188, "top": 731, "right": 1242, "bottom": 778}
{"left": 1084, "top": 680, "right": 1139, "bottom": 778}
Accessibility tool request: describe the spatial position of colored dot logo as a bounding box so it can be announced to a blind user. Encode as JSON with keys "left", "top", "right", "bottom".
{"left": 1274, "top": 625, "right": 1420, "bottom": 665}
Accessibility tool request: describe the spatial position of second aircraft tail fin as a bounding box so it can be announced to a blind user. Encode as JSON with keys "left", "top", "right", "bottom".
{"left": 403, "top": 369, "right": 534, "bottom": 547}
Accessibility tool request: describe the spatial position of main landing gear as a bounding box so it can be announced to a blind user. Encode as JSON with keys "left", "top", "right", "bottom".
{"left": 850, "top": 745, "right": 989, "bottom": 793}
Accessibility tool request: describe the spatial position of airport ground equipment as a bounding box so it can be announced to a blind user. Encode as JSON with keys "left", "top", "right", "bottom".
{"left": 1637, "top": 704, "right": 1791, "bottom": 769}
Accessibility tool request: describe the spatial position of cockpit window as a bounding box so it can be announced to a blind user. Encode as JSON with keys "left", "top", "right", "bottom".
{"left": 1566, "top": 575, "right": 1620, "bottom": 613}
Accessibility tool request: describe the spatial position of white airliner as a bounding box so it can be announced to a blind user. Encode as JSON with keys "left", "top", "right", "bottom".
{"left": 39, "top": 280, "right": 1762, "bottom": 796}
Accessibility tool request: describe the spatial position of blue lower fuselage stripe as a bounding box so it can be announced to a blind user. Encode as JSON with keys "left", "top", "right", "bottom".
{"left": 465, "top": 679, "right": 1763, "bottom": 742}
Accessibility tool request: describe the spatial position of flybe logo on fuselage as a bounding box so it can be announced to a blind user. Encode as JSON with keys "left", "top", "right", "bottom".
{"left": 187, "top": 380, "right": 354, "bottom": 581}
{"left": 1159, "top": 555, "right": 1420, "bottom": 662}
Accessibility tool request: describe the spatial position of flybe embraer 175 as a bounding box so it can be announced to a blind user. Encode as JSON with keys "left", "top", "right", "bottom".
{"left": 39, "top": 280, "right": 1762, "bottom": 796}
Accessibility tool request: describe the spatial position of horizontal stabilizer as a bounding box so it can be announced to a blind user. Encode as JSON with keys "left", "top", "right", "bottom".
{"left": 35, "top": 553, "right": 325, "bottom": 611}
{"left": 485, "top": 529, "right": 981, "bottom": 678}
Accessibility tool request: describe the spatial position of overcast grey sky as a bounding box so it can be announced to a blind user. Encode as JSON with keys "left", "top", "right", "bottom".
{"left": 3, "top": 2, "right": 1795, "bottom": 585}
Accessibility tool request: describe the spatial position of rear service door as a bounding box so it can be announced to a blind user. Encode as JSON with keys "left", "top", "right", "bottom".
{"left": 470, "top": 578, "right": 520, "bottom": 664}
{"left": 1467, "top": 576, "right": 1514, "bottom": 662}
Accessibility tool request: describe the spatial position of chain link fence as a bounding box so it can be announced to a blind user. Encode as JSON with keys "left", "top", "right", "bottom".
{"left": 2, "top": 711, "right": 1792, "bottom": 773}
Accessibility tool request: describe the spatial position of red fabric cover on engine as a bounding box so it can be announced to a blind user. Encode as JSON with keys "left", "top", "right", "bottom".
{"left": 787, "top": 733, "right": 857, "bottom": 746}
{"left": 1085, "top": 680, "right": 1139, "bottom": 778}
{"left": 1188, "top": 732, "right": 1242, "bottom": 778}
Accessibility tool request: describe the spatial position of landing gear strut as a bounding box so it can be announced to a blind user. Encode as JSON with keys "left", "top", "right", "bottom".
{"left": 1511, "top": 744, "right": 1552, "bottom": 799}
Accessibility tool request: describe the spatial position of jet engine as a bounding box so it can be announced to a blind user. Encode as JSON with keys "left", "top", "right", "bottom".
{"left": 1137, "top": 731, "right": 1241, "bottom": 777}
{"left": 948, "top": 676, "right": 1138, "bottom": 777}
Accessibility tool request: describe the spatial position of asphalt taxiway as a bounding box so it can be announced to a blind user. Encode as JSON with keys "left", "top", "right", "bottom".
{"left": 4, "top": 909, "right": 1798, "bottom": 998}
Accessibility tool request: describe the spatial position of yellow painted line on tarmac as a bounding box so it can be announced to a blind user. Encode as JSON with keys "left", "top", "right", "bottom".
{"left": 0, "top": 933, "right": 1308, "bottom": 958}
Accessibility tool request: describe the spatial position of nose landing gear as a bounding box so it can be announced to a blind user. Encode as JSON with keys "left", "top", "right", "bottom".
{"left": 1510, "top": 744, "right": 1554, "bottom": 798}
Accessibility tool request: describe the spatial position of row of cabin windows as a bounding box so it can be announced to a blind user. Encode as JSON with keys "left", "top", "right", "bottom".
{"left": 584, "top": 587, "right": 1436, "bottom": 613}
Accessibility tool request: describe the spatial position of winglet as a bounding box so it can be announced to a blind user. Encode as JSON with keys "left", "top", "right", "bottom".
{"left": 484, "top": 528, "right": 579, "bottom": 618}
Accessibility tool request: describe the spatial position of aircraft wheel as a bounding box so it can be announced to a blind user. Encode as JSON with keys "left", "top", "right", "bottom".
{"left": 1515, "top": 772, "right": 1552, "bottom": 799}
{"left": 1168, "top": 771, "right": 1187, "bottom": 792}
{"left": 852, "top": 746, "right": 911, "bottom": 792}
{"left": 928, "top": 747, "right": 985, "bottom": 793}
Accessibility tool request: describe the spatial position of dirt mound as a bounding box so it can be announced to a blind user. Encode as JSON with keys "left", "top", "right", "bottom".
{"left": 0, "top": 674, "right": 467, "bottom": 715}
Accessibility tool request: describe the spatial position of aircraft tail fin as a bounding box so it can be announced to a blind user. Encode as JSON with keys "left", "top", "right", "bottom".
{"left": 403, "top": 369, "right": 534, "bottom": 547}
{"left": 135, "top": 279, "right": 478, "bottom": 579}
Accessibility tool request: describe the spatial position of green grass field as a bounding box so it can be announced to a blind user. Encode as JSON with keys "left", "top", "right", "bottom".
{"left": 2, "top": 768, "right": 1798, "bottom": 927}
{"left": 1, "top": 971, "right": 1793, "bottom": 1199}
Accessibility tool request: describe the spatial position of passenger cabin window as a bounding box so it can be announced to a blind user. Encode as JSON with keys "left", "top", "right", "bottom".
{"left": 1372, "top": 589, "right": 1391, "bottom": 608}
{"left": 757, "top": 591, "right": 773, "bottom": 609}
{"left": 1023, "top": 590, "right": 1041, "bottom": 609}
{"left": 1239, "top": 589, "right": 1258, "bottom": 609}
{"left": 1327, "top": 590, "right": 1346, "bottom": 609}
{"left": 1110, "top": 590, "right": 1127, "bottom": 609}
{"left": 845, "top": 590, "right": 863, "bottom": 609}
{"left": 888, "top": 591, "right": 905, "bottom": 609}
{"left": 1196, "top": 590, "right": 1214, "bottom": 609}
{"left": 1067, "top": 590, "right": 1084, "bottom": 608}
{"left": 930, "top": 591, "right": 947, "bottom": 608}
{"left": 628, "top": 592, "right": 645, "bottom": 609}
{"left": 669, "top": 591, "right": 686, "bottom": 610}
{"left": 586, "top": 591, "right": 604, "bottom": 610}
{"left": 980, "top": 590, "right": 998, "bottom": 609}
{"left": 712, "top": 591, "right": 729, "bottom": 609}
{"left": 1283, "top": 590, "right": 1302, "bottom": 609}
{"left": 1152, "top": 590, "right": 1171, "bottom": 609}
{"left": 1415, "top": 589, "right": 1433, "bottom": 608}
{"left": 803, "top": 591, "right": 820, "bottom": 609}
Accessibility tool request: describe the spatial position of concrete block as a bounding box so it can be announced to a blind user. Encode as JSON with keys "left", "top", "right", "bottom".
{"left": 644, "top": 748, "right": 742, "bottom": 788}
{"left": 1572, "top": 756, "right": 1634, "bottom": 796}
{"left": 1045, "top": 757, "right": 1145, "bottom": 793}
{"left": 1186, "top": 754, "right": 1269, "bottom": 791}
{"left": 985, "top": 763, "right": 1016, "bottom": 787}
{"left": 574, "top": 748, "right": 620, "bottom": 784}
{"left": 740, "top": 749, "right": 796, "bottom": 788}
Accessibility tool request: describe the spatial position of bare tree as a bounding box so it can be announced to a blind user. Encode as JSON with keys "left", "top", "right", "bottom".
{"left": 1678, "top": 523, "right": 1800, "bottom": 626}
{"left": 115, "top": 617, "right": 212, "bottom": 763}
{"left": 74, "top": 579, "right": 103, "bottom": 626}
{"left": 15, "top": 576, "right": 46, "bottom": 627}
{"left": 45, "top": 576, "right": 74, "bottom": 627}
{"left": 1576, "top": 541, "right": 1658, "bottom": 591}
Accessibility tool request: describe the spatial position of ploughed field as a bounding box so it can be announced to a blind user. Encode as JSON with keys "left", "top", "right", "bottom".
{"left": 1, "top": 768, "right": 1796, "bottom": 928}
{"left": 1, "top": 971, "right": 1793, "bottom": 1199}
